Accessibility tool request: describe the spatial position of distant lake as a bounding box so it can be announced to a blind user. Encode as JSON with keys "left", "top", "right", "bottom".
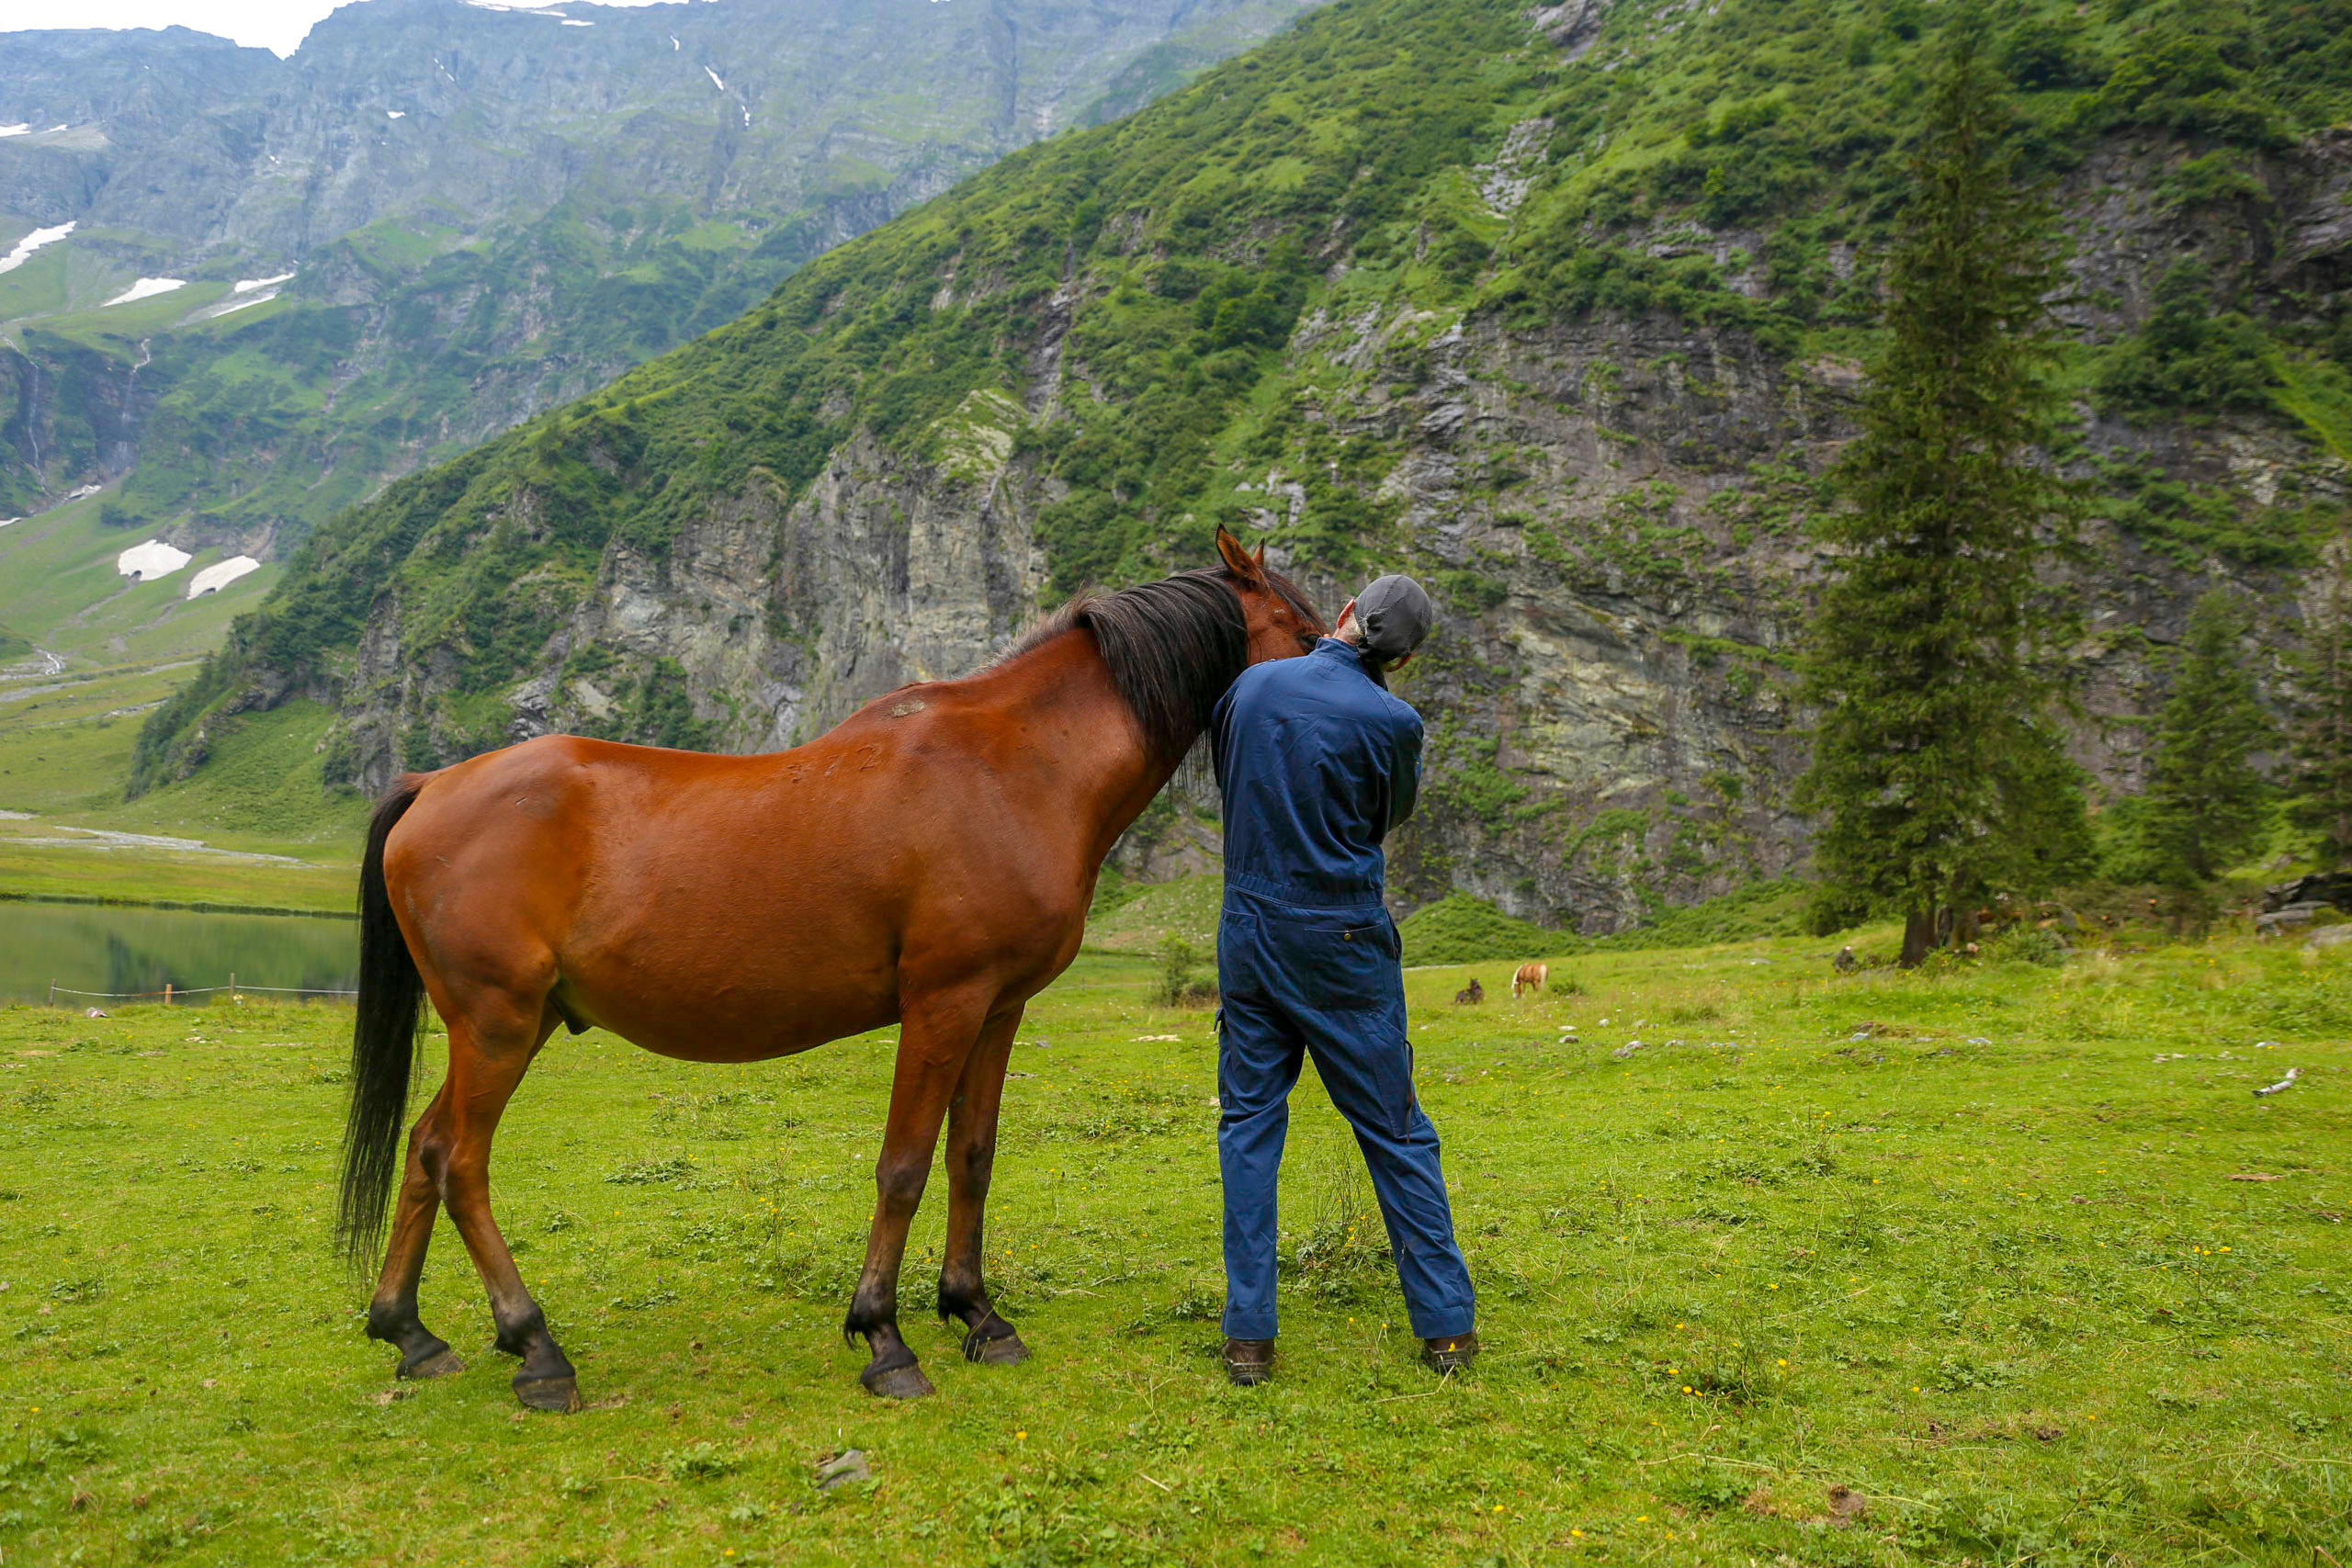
{"left": 0, "top": 901, "right": 358, "bottom": 1007}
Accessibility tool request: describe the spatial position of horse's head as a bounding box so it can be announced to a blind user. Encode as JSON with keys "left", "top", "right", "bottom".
{"left": 1214, "top": 525, "right": 1329, "bottom": 663}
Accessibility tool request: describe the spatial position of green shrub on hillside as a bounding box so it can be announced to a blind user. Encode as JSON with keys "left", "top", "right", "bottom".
{"left": 2068, "top": 11, "right": 2291, "bottom": 147}
{"left": 1397, "top": 894, "right": 1562, "bottom": 965}
{"left": 2097, "top": 262, "right": 2278, "bottom": 421}
{"left": 1982, "top": 923, "right": 2067, "bottom": 966}
{"left": 1603, "top": 879, "right": 1814, "bottom": 949}
{"left": 2093, "top": 455, "right": 2310, "bottom": 570}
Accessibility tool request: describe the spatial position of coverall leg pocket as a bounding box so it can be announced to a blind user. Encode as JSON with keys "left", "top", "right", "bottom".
{"left": 1287, "top": 921, "right": 1391, "bottom": 1012}
{"left": 1216, "top": 905, "right": 1264, "bottom": 995}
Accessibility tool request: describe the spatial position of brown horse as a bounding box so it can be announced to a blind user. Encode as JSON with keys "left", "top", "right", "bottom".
{"left": 340, "top": 528, "right": 1325, "bottom": 1407}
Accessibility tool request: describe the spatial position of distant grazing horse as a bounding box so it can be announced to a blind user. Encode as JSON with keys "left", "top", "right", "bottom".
{"left": 340, "top": 528, "right": 1325, "bottom": 1407}
{"left": 1511, "top": 962, "right": 1547, "bottom": 998}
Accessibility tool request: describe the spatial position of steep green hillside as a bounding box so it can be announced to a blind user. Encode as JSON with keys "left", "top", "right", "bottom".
{"left": 135, "top": 0, "right": 2352, "bottom": 928}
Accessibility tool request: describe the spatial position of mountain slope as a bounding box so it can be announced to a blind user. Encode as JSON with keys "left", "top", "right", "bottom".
{"left": 139, "top": 0, "right": 2352, "bottom": 929}
{"left": 0, "top": 0, "right": 1325, "bottom": 539}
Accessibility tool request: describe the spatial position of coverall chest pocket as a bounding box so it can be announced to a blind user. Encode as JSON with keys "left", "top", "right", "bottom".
{"left": 1287, "top": 919, "right": 1397, "bottom": 1012}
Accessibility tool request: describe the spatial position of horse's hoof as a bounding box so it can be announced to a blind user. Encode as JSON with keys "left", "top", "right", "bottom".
{"left": 963, "top": 1328, "right": 1031, "bottom": 1366}
{"left": 514, "top": 1373, "right": 582, "bottom": 1414}
{"left": 860, "top": 1361, "right": 936, "bottom": 1401}
{"left": 399, "top": 1346, "right": 466, "bottom": 1380}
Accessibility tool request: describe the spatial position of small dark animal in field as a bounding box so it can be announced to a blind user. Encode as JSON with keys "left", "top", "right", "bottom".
{"left": 1454, "top": 977, "right": 1485, "bottom": 1006}
{"left": 1834, "top": 946, "right": 1858, "bottom": 974}
{"left": 1511, "top": 962, "right": 1547, "bottom": 998}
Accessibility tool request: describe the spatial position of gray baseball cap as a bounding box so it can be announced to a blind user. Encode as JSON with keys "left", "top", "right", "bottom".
{"left": 1355, "top": 573, "right": 1434, "bottom": 660}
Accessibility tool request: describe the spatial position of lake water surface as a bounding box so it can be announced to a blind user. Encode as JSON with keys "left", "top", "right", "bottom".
{"left": 1, "top": 901, "right": 357, "bottom": 1006}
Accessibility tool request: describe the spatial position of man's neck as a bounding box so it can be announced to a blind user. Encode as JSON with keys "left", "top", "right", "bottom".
{"left": 1318, "top": 636, "right": 1386, "bottom": 686}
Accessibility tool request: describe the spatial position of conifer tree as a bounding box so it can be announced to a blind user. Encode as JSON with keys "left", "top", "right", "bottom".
{"left": 2143, "top": 591, "right": 2273, "bottom": 883}
{"left": 1795, "top": 14, "right": 2087, "bottom": 966}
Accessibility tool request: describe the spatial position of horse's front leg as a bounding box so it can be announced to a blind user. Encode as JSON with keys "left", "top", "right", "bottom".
{"left": 938, "top": 1006, "right": 1029, "bottom": 1365}
{"left": 843, "top": 985, "right": 990, "bottom": 1399}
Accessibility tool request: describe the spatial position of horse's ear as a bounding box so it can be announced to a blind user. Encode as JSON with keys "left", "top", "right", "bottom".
{"left": 1216, "top": 525, "right": 1265, "bottom": 583}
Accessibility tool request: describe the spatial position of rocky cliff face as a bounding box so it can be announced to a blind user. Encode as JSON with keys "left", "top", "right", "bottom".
{"left": 0, "top": 0, "right": 1322, "bottom": 525}
{"left": 1340, "top": 129, "right": 2344, "bottom": 927}
{"left": 345, "top": 428, "right": 1053, "bottom": 775}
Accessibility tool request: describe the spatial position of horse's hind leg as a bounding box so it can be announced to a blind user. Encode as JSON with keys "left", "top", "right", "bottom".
{"left": 938, "top": 1006, "right": 1028, "bottom": 1366}
{"left": 435, "top": 997, "right": 581, "bottom": 1412}
{"left": 366, "top": 1083, "right": 466, "bottom": 1379}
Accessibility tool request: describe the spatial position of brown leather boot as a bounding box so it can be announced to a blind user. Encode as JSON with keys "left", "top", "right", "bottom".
{"left": 1223, "top": 1337, "right": 1275, "bottom": 1387}
{"left": 1421, "top": 1332, "right": 1478, "bottom": 1375}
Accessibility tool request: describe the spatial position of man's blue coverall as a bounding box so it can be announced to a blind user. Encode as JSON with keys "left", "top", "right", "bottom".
{"left": 1209, "top": 637, "right": 1476, "bottom": 1341}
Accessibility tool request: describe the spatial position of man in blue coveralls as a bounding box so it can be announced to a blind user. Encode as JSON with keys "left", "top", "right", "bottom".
{"left": 1209, "top": 572, "right": 1477, "bottom": 1387}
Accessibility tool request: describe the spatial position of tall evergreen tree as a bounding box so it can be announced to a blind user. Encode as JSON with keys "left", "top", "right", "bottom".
{"left": 1794, "top": 13, "right": 2087, "bottom": 966}
{"left": 2144, "top": 591, "right": 2273, "bottom": 883}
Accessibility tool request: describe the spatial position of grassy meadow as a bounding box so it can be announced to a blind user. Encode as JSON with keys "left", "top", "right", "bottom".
{"left": 1, "top": 929, "right": 2346, "bottom": 1566}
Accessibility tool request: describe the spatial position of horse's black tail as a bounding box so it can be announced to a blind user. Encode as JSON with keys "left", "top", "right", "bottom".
{"left": 338, "top": 775, "right": 432, "bottom": 1265}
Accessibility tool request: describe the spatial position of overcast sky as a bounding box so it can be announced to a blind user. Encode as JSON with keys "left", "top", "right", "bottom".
{"left": 0, "top": 0, "right": 683, "bottom": 57}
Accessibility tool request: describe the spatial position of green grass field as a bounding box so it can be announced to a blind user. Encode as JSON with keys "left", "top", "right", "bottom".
{"left": 0, "top": 839, "right": 354, "bottom": 914}
{"left": 2, "top": 933, "right": 2346, "bottom": 1565}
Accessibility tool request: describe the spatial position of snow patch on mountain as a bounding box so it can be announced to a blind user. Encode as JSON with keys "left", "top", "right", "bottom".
{"left": 0, "top": 221, "right": 74, "bottom": 276}
{"left": 187, "top": 556, "right": 261, "bottom": 599}
{"left": 118, "top": 540, "right": 191, "bottom": 582}
{"left": 190, "top": 291, "right": 280, "bottom": 322}
{"left": 104, "top": 277, "right": 187, "bottom": 307}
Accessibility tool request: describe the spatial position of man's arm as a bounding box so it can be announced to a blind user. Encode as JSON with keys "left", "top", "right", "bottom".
{"left": 1386, "top": 712, "right": 1422, "bottom": 833}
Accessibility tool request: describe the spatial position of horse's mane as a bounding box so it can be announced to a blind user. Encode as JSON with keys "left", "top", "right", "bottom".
{"left": 1001, "top": 565, "right": 1320, "bottom": 765}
